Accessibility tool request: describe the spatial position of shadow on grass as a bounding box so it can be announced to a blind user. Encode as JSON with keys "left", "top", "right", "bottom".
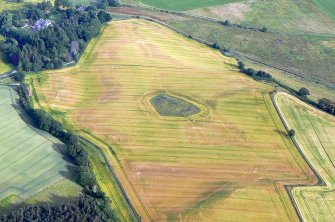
{"left": 274, "top": 129, "right": 288, "bottom": 137}
{"left": 0, "top": 194, "right": 81, "bottom": 216}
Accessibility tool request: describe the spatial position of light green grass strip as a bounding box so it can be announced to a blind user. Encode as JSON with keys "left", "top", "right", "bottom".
{"left": 138, "top": 0, "right": 241, "bottom": 11}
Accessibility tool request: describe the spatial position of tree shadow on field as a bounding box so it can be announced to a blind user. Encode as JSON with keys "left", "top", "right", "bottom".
{"left": 11, "top": 101, "right": 36, "bottom": 127}
{"left": 18, "top": 194, "right": 80, "bottom": 213}
{"left": 51, "top": 143, "right": 78, "bottom": 184}
{"left": 274, "top": 129, "right": 288, "bottom": 137}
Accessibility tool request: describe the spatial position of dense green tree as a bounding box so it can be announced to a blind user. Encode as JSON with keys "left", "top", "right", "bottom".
{"left": 298, "top": 87, "right": 310, "bottom": 97}
{"left": 14, "top": 71, "right": 26, "bottom": 82}
{"left": 222, "top": 19, "right": 232, "bottom": 26}
{"left": 107, "top": 0, "right": 120, "bottom": 7}
{"left": 289, "top": 129, "right": 295, "bottom": 137}
{"left": 97, "top": 10, "right": 112, "bottom": 23}
{"left": 260, "top": 27, "right": 268, "bottom": 32}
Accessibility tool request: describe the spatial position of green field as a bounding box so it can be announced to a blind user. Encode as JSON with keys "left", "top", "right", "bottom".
{"left": 135, "top": 0, "right": 241, "bottom": 11}
{"left": 312, "top": 0, "right": 335, "bottom": 20}
{"left": 30, "top": 19, "right": 317, "bottom": 221}
{"left": 275, "top": 92, "right": 335, "bottom": 222}
{"left": 0, "top": 85, "right": 79, "bottom": 209}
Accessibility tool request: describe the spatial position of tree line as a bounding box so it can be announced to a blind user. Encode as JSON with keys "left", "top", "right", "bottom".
{"left": 0, "top": 195, "right": 115, "bottom": 222}
{"left": 0, "top": 0, "right": 112, "bottom": 72}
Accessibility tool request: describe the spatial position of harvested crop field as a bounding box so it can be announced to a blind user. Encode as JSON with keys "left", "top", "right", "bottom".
{"left": 275, "top": 92, "right": 335, "bottom": 222}
{"left": 31, "top": 19, "right": 317, "bottom": 221}
{"left": 0, "top": 85, "right": 78, "bottom": 207}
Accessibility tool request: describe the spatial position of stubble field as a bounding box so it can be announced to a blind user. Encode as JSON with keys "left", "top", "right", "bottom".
{"left": 30, "top": 19, "right": 317, "bottom": 221}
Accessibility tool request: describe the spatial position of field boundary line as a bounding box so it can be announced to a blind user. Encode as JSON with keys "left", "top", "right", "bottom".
{"left": 84, "top": 142, "right": 130, "bottom": 222}
{"left": 270, "top": 91, "right": 327, "bottom": 222}
{"left": 78, "top": 136, "right": 151, "bottom": 222}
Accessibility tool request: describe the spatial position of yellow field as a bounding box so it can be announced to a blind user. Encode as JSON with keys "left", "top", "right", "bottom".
{"left": 30, "top": 19, "right": 317, "bottom": 221}
{"left": 275, "top": 92, "right": 335, "bottom": 222}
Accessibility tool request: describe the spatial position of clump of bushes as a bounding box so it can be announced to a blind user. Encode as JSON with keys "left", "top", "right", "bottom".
{"left": 221, "top": 19, "right": 232, "bottom": 26}
{"left": 298, "top": 87, "right": 310, "bottom": 97}
{"left": 260, "top": 27, "right": 268, "bottom": 32}
{"left": 237, "top": 61, "right": 272, "bottom": 80}
{"left": 317, "top": 98, "right": 335, "bottom": 115}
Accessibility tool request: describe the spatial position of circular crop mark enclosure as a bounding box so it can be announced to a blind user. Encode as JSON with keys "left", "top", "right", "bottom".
{"left": 150, "top": 93, "right": 201, "bottom": 117}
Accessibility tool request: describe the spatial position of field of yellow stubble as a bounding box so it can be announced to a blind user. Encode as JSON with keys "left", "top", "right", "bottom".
{"left": 31, "top": 19, "right": 317, "bottom": 221}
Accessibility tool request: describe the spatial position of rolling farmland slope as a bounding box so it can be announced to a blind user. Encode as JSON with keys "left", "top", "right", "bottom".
{"left": 275, "top": 92, "right": 335, "bottom": 222}
{"left": 30, "top": 19, "right": 317, "bottom": 221}
{"left": 0, "top": 85, "right": 78, "bottom": 208}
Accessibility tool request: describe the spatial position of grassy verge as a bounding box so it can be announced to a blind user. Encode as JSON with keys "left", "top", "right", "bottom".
{"left": 79, "top": 137, "right": 139, "bottom": 222}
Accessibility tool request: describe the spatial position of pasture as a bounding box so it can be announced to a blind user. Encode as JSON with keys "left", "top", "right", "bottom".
{"left": 275, "top": 92, "right": 335, "bottom": 222}
{"left": 132, "top": 0, "right": 241, "bottom": 11}
{"left": 0, "top": 85, "right": 79, "bottom": 208}
{"left": 30, "top": 19, "right": 317, "bottom": 221}
{"left": 312, "top": 0, "right": 335, "bottom": 20}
